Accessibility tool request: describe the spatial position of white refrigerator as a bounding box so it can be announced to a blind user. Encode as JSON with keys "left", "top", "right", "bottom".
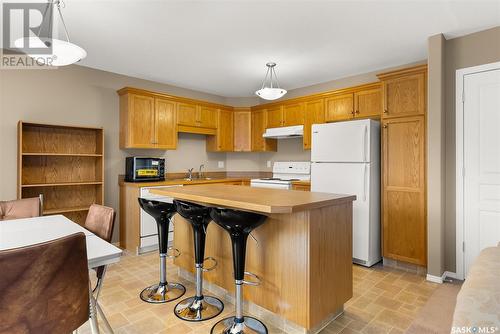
{"left": 311, "top": 119, "right": 381, "bottom": 267}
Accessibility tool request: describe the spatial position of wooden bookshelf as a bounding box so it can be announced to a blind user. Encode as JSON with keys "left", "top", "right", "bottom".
{"left": 18, "top": 121, "right": 104, "bottom": 225}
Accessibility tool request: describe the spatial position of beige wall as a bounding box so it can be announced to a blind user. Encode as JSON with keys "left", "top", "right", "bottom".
{"left": 0, "top": 65, "right": 228, "bottom": 242}
{"left": 427, "top": 34, "right": 446, "bottom": 277}
{"left": 443, "top": 26, "right": 500, "bottom": 272}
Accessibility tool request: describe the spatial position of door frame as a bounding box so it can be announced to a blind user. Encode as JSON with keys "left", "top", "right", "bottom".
{"left": 455, "top": 61, "right": 500, "bottom": 280}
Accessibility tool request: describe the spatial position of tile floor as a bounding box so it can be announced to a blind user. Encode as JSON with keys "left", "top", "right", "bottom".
{"left": 78, "top": 251, "right": 439, "bottom": 334}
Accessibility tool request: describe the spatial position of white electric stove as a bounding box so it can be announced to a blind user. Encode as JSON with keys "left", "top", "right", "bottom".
{"left": 250, "top": 161, "right": 311, "bottom": 189}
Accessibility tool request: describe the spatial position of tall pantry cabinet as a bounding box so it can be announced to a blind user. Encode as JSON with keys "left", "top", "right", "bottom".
{"left": 377, "top": 65, "right": 427, "bottom": 266}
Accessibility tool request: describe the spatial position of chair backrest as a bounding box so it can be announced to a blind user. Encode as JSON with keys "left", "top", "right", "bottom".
{"left": 84, "top": 204, "right": 116, "bottom": 242}
{"left": 0, "top": 197, "right": 41, "bottom": 221}
{"left": 0, "top": 233, "right": 89, "bottom": 334}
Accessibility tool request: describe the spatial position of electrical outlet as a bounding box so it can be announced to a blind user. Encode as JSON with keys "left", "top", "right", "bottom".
{"left": 218, "top": 161, "right": 224, "bottom": 168}
{"left": 267, "top": 161, "right": 272, "bottom": 168}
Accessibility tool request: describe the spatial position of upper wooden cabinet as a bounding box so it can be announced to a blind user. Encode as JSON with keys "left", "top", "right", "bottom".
{"left": 177, "top": 103, "right": 217, "bottom": 134}
{"left": 206, "top": 109, "right": 234, "bottom": 152}
{"left": 378, "top": 65, "right": 427, "bottom": 118}
{"left": 283, "top": 102, "right": 305, "bottom": 126}
{"left": 325, "top": 93, "right": 354, "bottom": 122}
{"left": 252, "top": 109, "right": 277, "bottom": 152}
{"left": 354, "top": 87, "right": 382, "bottom": 118}
{"left": 303, "top": 99, "right": 325, "bottom": 150}
{"left": 266, "top": 106, "right": 284, "bottom": 128}
{"left": 233, "top": 108, "right": 252, "bottom": 152}
{"left": 199, "top": 106, "right": 218, "bottom": 129}
{"left": 177, "top": 103, "right": 198, "bottom": 127}
{"left": 155, "top": 98, "right": 178, "bottom": 149}
{"left": 119, "top": 91, "right": 177, "bottom": 149}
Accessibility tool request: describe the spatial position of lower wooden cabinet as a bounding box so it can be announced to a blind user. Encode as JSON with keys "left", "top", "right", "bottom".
{"left": 382, "top": 116, "right": 426, "bottom": 265}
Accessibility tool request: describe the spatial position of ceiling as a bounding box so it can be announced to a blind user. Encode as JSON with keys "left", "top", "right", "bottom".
{"left": 60, "top": 0, "right": 500, "bottom": 97}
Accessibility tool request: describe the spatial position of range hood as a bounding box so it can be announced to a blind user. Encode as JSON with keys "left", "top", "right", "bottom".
{"left": 262, "top": 125, "right": 304, "bottom": 139}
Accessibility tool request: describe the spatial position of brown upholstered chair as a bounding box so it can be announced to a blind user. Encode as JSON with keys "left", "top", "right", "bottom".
{"left": 0, "top": 196, "right": 42, "bottom": 221}
{"left": 84, "top": 204, "right": 116, "bottom": 289}
{"left": 0, "top": 233, "right": 89, "bottom": 334}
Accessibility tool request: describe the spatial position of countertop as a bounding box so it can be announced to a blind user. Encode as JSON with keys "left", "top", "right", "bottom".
{"left": 150, "top": 184, "right": 354, "bottom": 214}
{"left": 119, "top": 177, "right": 247, "bottom": 187}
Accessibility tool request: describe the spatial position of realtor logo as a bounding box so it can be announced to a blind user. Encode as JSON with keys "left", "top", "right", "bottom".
{"left": 2, "top": 2, "right": 55, "bottom": 68}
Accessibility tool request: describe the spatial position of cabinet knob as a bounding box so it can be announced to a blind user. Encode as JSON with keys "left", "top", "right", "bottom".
{"left": 383, "top": 109, "right": 388, "bottom": 114}
{"left": 383, "top": 124, "right": 388, "bottom": 129}
{"left": 355, "top": 110, "right": 360, "bottom": 114}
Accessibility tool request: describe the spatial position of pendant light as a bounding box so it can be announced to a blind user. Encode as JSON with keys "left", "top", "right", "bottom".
{"left": 255, "top": 62, "right": 287, "bottom": 100}
{"left": 14, "top": 0, "right": 86, "bottom": 66}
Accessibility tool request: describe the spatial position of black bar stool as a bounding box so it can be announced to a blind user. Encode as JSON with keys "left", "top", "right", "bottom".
{"left": 209, "top": 207, "right": 268, "bottom": 334}
{"left": 173, "top": 200, "right": 224, "bottom": 322}
{"left": 138, "top": 198, "right": 186, "bottom": 303}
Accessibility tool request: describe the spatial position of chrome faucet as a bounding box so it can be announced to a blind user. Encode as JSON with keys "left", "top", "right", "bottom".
{"left": 187, "top": 168, "right": 194, "bottom": 181}
{"left": 198, "top": 164, "right": 205, "bottom": 179}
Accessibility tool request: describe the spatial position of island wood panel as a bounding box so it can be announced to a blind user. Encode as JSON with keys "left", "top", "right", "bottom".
{"left": 174, "top": 201, "right": 353, "bottom": 329}
{"left": 119, "top": 184, "right": 141, "bottom": 252}
{"left": 309, "top": 202, "right": 352, "bottom": 326}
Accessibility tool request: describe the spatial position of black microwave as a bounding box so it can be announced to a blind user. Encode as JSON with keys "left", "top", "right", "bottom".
{"left": 125, "top": 157, "right": 165, "bottom": 182}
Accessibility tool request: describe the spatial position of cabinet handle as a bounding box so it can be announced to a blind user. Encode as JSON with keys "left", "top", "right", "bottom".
{"left": 355, "top": 110, "right": 360, "bottom": 114}
{"left": 383, "top": 108, "right": 388, "bottom": 114}
{"left": 383, "top": 124, "right": 388, "bottom": 129}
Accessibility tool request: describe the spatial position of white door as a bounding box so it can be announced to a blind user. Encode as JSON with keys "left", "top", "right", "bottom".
{"left": 311, "top": 162, "right": 370, "bottom": 262}
{"left": 311, "top": 120, "right": 371, "bottom": 163}
{"left": 463, "top": 68, "right": 500, "bottom": 277}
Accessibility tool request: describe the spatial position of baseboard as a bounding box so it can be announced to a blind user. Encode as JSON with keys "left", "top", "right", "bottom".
{"left": 426, "top": 273, "right": 445, "bottom": 284}
{"left": 443, "top": 271, "right": 458, "bottom": 280}
{"left": 426, "top": 271, "right": 459, "bottom": 284}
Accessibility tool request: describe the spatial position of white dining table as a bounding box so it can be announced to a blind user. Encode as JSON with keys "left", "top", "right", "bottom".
{"left": 0, "top": 214, "right": 122, "bottom": 334}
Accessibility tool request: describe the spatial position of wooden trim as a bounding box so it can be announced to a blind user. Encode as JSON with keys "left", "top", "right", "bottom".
{"left": 18, "top": 121, "right": 104, "bottom": 131}
{"left": 117, "top": 87, "right": 233, "bottom": 110}
{"left": 177, "top": 125, "right": 217, "bottom": 135}
{"left": 376, "top": 64, "right": 428, "bottom": 80}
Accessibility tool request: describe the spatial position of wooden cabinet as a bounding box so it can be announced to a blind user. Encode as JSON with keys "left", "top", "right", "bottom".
{"left": 303, "top": 99, "right": 325, "bottom": 150}
{"left": 177, "top": 103, "right": 217, "bottom": 134}
{"left": 379, "top": 68, "right": 426, "bottom": 118}
{"left": 155, "top": 98, "right": 177, "bottom": 149}
{"left": 354, "top": 87, "right": 382, "bottom": 118}
{"left": 382, "top": 116, "right": 426, "bottom": 265}
{"left": 206, "top": 109, "right": 234, "bottom": 152}
{"left": 292, "top": 183, "right": 310, "bottom": 191}
{"left": 233, "top": 108, "right": 252, "bottom": 152}
{"left": 266, "top": 106, "right": 284, "bottom": 128}
{"left": 283, "top": 103, "right": 305, "bottom": 126}
{"left": 199, "top": 106, "right": 218, "bottom": 129}
{"left": 378, "top": 65, "right": 427, "bottom": 266}
{"left": 251, "top": 109, "right": 277, "bottom": 151}
{"left": 119, "top": 92, "right": 177, "bottom": 149}
{"left": 177, "top": 103, "right": 198, "bottom": 127}
{"left": 325, "top": 93, "right": 354, "bottom": 122}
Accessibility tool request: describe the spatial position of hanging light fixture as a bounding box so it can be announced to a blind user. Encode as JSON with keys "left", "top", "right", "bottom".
{"left": 255, "top": 62, "right": 287, "bottom": 100}
{"left": 14, "top": 0, "right": 86, "bottom": 66}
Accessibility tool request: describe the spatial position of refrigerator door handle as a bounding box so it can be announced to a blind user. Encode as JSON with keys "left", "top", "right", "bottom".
{"left": 363, "top": 164, "right": 368, "bottom": 202}
{"left": 363, "top": 125, "right": 368, "bottom": 162}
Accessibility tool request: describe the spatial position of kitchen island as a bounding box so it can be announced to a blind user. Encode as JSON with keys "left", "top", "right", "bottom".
{"left": 151, "top": 184, "right": 355, "bottom": 334}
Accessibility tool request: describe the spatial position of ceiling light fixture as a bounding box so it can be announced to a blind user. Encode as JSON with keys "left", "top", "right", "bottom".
{"left": 255, "top": 62, "right": 287, "bottom": 100}
{"left": 14, "top": 0, "right": 86, "bottom": 66}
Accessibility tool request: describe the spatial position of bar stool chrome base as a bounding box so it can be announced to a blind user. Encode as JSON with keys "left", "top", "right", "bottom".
{"left": 174, "top": 295, "right": 224, "bottom": 321}
{"left": 211, "top": 316, "right": 268, "bottom": 334}
{"left": 139, "top": 282, "right": 186, "bottom": 304}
